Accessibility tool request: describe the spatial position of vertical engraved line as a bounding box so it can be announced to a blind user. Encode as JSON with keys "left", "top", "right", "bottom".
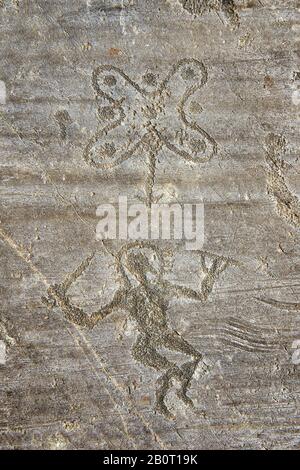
{"left": 145, "top": 150, "right": 158, "bottom": 207}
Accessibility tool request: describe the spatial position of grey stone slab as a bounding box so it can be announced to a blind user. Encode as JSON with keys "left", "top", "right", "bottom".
{"left": 0, "top": 0, "right": 299, "bottom": 449}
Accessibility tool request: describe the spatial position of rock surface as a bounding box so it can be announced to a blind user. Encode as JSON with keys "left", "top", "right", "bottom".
{"left": 0, "top": 0, "right": 299, "bottom": 450}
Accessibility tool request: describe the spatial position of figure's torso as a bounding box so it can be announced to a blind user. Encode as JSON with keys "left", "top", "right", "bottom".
{"left": 128, "top": 286, "right": 168, "bottom": 333}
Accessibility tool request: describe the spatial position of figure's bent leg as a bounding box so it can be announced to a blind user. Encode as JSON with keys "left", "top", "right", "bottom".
{"left": 132, "top": 334, "right": 181, "bottom": 419}
{"left": 176, "top": 359, "right": 201, "bottom": 407}
{"left": 163, "top": 330, "right": 202, "bottom": 360}
{"left": 132, "top": 334, "right": 172, "bottom": 370}
{"left": 162, "top": 331, "right": 207, "bottom": 408}
{"left": 155, "top": 373, "right": 174, "bottom": 420}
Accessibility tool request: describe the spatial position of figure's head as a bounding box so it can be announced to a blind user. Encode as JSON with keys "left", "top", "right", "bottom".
{"left": 117, "top": 242, "right": 164, "bottom": 286}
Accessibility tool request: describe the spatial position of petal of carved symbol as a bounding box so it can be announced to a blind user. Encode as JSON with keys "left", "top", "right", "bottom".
{"left": 92, "top": 64, "right": 146, "bottom": 103}
{"left": 156, "top": 58, "right": 217, "bottom": 163}
{"left": 83, "top": 105, "right": 149, "bottom": 169}
{"left": 83, "top": 60, "right": 217, "bottom": 170}
{"left": 84, "top": 65, "right": 151, "bottom": 169}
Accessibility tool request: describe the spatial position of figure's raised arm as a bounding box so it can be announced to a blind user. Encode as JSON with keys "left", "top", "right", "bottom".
{"left": 47, "top": 283, "right": 125, "bottom": 328}
{"left": 161, "top": 279, "right": 203, "bottom": 301}
{"left": 162, "top": 252, "right": 232, "bottom": 302}
{"left": 44, "top": 253, "right": 126, "bottom": 328}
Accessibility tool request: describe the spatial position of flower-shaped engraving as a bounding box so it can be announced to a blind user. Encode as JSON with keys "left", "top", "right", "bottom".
{"left": 83, "top": 59, "right": 217, "bottom": 205}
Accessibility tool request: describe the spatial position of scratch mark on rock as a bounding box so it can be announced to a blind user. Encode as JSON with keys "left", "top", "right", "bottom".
{"left": 219, "top": 317, "right": 282, "bottom": 353}
{"left": 54, "top": 109, "right": 72, "bottom": 140}
{"left": 257, "top": 297, "right": 300, "bottom": 311}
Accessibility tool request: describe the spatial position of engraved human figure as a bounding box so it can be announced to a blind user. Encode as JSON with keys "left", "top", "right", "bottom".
{"left": 44, "top": 243, "right": 231, "bottom": 418}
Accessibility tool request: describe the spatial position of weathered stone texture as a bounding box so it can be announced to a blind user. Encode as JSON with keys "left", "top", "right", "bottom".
{"left": 0, "top": 0, "right": 299, "bottom": 449}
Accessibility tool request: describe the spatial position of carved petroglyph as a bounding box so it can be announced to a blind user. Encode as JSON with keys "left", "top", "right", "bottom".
{"left": 219, "top": 317, "right": 282, "bottom": 353}
{"left": 84, "top": 59, "right": 217, "bottom": 206}
{"left": 44, "top": 242, "right": 232, "bottom": 419}
{"left": 178, "top": 0, "right": 239, "bottom": 27}
{"left": 258, "top": 298, "right": 300, "bottom": 312}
